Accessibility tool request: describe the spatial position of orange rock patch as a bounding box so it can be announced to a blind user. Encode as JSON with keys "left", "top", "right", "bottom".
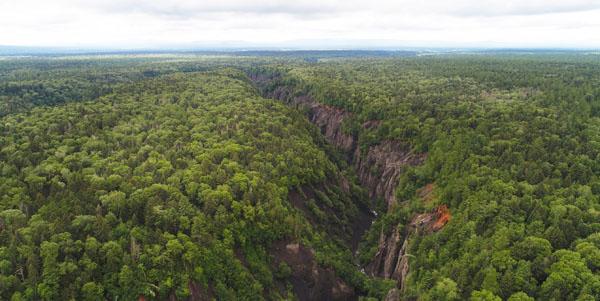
{"left": 409, "top": 204, "right": 451, "bottom": 233}
{"left": 432, "top": 205, "right": 451, "bottom": 231}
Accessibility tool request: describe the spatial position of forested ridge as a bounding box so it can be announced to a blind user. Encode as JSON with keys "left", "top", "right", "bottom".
{"left": 1, "top": 53, "right": 600, "bottom": 300}
{"left": 0, "top": 66, "right": 387, "bottom": 300}
{"left": 250, "top": 54, "right": 600, "bottom": 300}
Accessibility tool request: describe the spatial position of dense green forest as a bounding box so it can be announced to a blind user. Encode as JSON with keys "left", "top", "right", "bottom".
{"left": 1, "top": 52, "right": 600, "bottom": 300}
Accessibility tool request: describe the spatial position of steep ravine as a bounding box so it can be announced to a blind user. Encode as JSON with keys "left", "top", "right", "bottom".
{"left": 261, "top": 84, "right": 425, "bottom": 210}
{"left": 249, "top": 73, "right": 448, "bottom": 300}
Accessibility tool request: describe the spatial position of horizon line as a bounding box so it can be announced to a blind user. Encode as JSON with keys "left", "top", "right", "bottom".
{"left": 1, "top": 44, "right": 599, "bottom": 55}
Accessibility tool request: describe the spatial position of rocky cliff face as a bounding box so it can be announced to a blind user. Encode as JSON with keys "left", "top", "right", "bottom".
{"left": 365, "top": 204, "right": 451, "bottom": 294}
{"left": 264, "top": 88, "right": 424, "bottom": 209}
{"left": 365, "top": 226, "right": 405, "bottom": 280}
{"left": 354, "top": 141, "right": 426, "bottom": 209}
{"left": 248, "top": 74, "right": 446, "bottom": 300}
{"left": 258, "top": 82, "right": 355, "bottom": 152}
{"left": 286, "top": 94, "right": 356, "bottom": 152}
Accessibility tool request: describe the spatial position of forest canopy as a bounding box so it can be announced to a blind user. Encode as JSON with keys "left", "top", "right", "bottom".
{"left": 1, "top": 52, "right": 600, "bottom": 300}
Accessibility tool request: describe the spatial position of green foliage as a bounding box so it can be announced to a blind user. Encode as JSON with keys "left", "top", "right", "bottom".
{"left": 275, "top": 262, "right": 292, "bottom": 279}
{"left": 424, "top": 277, "right": 460, "bottom": 301}
{"left": 0, "top": 66, "right": 367, "bottom": 300}
{"left": 2, "top": 53, "right": 600, "bottom": 300}
{"left": 470, "top": 289, "right": 502, "bottom": 301}
{"left": 253, "top": 53, "right": 600, "bottom": 299}
{"left": 507, "top": 291, "right": 534, "bottom": 301}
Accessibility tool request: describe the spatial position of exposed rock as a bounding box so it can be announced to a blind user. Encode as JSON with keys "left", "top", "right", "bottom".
{"left": 365, "top": 226, "right": 403, "bottom": 279}
{"left": 411, "top": 204, "right": 451, "bottom": 234}
{"left": 248, "top": 75, "right": 437, "bottom": 300}
{"left": 290, "top": 95, "right": 355, "bottom": 152}
{"left": 395, "top": 239, "right": 410, "bottom": 293}
{"left": 339, "top": 176, "right": 351, "bottom": 194}
{"left": 188, "top": 281, "right": 213, "bottom": 301}
{"left": 290, "top": 94, "right": 425, "bottom": 210}
{"left": 384, "top": 288, "right": 401, "bottom": 301}
{"left": 258, "top": 85, "right": 355, "bottom": 152}
{"left": 432, "top": 205, "right": 451, "bottom": 231}
{"left": 308, "top": 103, "right": 355, "bottom": 152}
{"left": 271, "top": 241, "right": 357, "bottom": 301}
{"left": 286, "top": 243, "right": 302, "bottom": 254}
{"left": 254, "top": 77, "right": 426, "bottom": 210}
{"left": 365, "top": 226, "right": 411, "bottom": 290}
{"left": 366, "top": 204, "right": 451, "bottom": 291}
{"left": 354, "top": 141, "right": 426, "bottom": 209}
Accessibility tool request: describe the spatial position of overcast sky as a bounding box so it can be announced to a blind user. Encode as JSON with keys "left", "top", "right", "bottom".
{"left": 1, "top": 0, "right": 599, "bottom": 49}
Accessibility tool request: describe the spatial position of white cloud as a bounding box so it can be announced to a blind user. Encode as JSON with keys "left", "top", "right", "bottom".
{"left": 0, "top": 0, "right": 599, "bottom": 48}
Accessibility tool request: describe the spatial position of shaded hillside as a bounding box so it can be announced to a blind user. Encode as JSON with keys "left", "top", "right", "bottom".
{"left": 0, "top": 69, "right": 387, "bottom": 300}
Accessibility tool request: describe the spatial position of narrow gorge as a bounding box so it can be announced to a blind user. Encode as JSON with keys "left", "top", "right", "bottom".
{"left": 248, "top": 71, "right": 451, "bottom": 299}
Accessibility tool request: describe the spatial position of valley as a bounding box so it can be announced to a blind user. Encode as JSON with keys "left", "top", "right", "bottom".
{"left": 1, "top": 52, "right": 600, "bottom": 300}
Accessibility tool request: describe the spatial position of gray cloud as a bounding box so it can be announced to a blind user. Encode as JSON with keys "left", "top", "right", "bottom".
{"left": 442, "top": 1, "right": 600, "bottom": 17}
{"left": 1, "top": 0, "right": 600, "bottom": 48}
{"left": 91, "top": 0, "right": 354, "bottom": 19}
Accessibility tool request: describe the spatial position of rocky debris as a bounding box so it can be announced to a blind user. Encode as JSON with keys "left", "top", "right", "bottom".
{"left": 354, "top": 141, "right": 426, "bottom": 209}
{"left": 272, "top": 241, "right": 357, "bottom": 301}
{"left": 411, "top": 204, "right": 451, "bottom": 233}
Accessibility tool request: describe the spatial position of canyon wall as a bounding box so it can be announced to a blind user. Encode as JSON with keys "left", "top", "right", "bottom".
{"left": 250, "top": 74, "right": 449, "bottom": 300}
{"left": 365, "top": 204, "right": 451, "bottom": 292}
{"left": 353, "top": 141, "right": 425, "bottom": 209}
{"left": 261, "top": 84, "right": 424, "bottom": 210}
